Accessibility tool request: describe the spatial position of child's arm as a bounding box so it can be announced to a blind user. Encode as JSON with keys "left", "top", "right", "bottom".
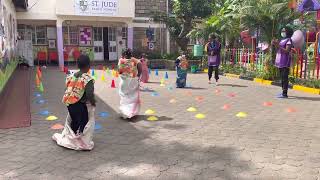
{"left": 85, "top": 80, "right": 96, "bottom": 107}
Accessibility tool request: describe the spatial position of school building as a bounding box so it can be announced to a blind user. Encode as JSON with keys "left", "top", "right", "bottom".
{"left": 15, "top": 0, "right": 171, "bottom": 67}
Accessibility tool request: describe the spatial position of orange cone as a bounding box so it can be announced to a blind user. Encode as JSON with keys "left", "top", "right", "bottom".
{"left": 111, "top": 79, "right": 116, "bottom": 88}
{"left": 35, "top": 74, "right": 40, "bottom": 87}
{"left": 37, "top": 66, "right": 42, "bottom": 79}
{"left": 64, "top": 67, "right": 69, "bottom": 74}
{"left": 115, "top": 71, "right": 119, "bottom": 78}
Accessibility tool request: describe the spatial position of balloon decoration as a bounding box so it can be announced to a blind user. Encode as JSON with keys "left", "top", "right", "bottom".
{"left": 291, "top": 30, "right": 305, "bottom": 49}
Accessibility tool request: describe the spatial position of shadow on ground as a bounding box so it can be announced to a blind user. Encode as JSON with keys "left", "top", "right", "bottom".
{"left": 218, "top": 83, "right": 248, "bottom": 88}
{"left": 289, "top": 96, "right": 320, "bottom": 102}
{"left": 129, "top": 115, "right": 173, "bottom": 123}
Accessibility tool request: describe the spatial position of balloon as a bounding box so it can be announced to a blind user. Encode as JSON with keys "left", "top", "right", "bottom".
{"left": 291, "top": 30, "right": 305, "bottom": 49}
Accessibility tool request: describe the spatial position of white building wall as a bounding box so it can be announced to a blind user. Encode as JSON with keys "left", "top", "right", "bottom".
{"left": 16, "top": 0, "right": 135, "bottom": 21}
{"left": 16, "top": 0, "right": 57, "bottom": 20}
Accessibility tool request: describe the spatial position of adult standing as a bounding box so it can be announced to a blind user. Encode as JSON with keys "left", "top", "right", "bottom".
{"left": 272, "top": 26, "right": 294, "bottom": 98}
{"left": 206, "top": 34, "right": 221, "bottom": 85}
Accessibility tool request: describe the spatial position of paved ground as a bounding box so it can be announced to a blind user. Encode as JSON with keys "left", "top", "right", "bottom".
{"left": 0, "top": 67, "right": 320, "bottom": 180}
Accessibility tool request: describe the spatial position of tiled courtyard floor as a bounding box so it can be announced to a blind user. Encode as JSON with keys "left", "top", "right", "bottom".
{"left": 0, "top": 67, "right": 320, "bottom": 180}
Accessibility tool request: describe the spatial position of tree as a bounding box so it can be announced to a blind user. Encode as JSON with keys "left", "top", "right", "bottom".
{"left": 204, "top": 0, "right": 243, "bottom": 47}
{"left": 239, "top": 0, "right": 301, "bottom": 43}
{"left": 153, "top": 0, "right": 213, "bottom": 51}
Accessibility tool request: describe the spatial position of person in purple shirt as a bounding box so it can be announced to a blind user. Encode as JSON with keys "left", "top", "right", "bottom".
{"left": 272, "top": 26, "right": 294, "bottom": 98}
{"left": 207, "top": 34, "right": 221, "bottom": 85}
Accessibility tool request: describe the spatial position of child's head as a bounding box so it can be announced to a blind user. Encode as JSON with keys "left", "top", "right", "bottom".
{"left": 124, "top": 49, "right": 133, "bottom": 59}
{"left": 78, "top": 55, "right": 90, "bottom": 73}
{"left": 280, "top": 26, "right": 294, "bottom": 38}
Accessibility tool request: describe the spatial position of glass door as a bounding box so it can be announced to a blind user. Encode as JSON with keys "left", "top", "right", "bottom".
{"left": 108, "top": 27, "right": 117, "bottom": 61}
{"left": 93, "top": 27, "right": 104, "bottom": 61}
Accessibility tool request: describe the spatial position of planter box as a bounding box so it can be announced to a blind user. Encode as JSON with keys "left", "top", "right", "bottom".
{"left": 293, "top": 85, "right": 320, "bottom": 95}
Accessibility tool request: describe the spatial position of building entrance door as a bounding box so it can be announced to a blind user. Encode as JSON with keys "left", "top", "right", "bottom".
{"left": 17, "top": 25, "right": 33, "bottom": 66}
{"left": 93, "top": 27, "right": 104, "bottom": 61}
{"left": 108, "top": 27, "right": 117, "bottom": 61}
{"left": 103, "top": 27, "right": 109, "bottom": 61}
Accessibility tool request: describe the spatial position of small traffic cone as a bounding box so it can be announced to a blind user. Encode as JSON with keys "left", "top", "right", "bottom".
{"left": 101, "top": 73, "right": 105, "bottom": 81}
{"left": 37, "top": 66, "right": 42, "bottom": 79}
{"left": 160, "top": 78, "right": 165, "bottom": 87}
{"left": 165, "top": 72, "right": 169, "bottom": 79}
{"left": 64, "top": 67, "right": 69, "bottom": 75}
{"left": 35, "top": 74, "right": 40, "bottom": 87}
{"left": 111, "top": 79, "right": 116, "bottom": 88}
{"left": 106, "top": 68, "right": 110, "bottom": 75}
{"left": 91, "top": 69, "right": 95, "bottom": 76}
{"left": 115, "top": 71, "right": 119, "bottom": 78}
{"left": 39, "top": 82, "right": 44, "bottom": 93}
{"left": 155, "top": 69, "right": 159, "bottom": 76}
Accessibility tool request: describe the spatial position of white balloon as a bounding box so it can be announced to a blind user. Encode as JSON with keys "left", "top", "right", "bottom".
{"left": 291, "top": 30, "right": 305, "bottom": 49}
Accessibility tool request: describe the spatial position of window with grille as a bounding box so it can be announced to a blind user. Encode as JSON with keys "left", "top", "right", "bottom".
{"left": 121, "top": 27, "right": 127, "bottom": 39}
{"left": 63, "top": 26, "right": 79, "bottom": 45}
{"left": 93, "top": 27, "right": 103, "bottom": 41}
{"left": 30, "top": 26, "right": 47, "bottom": 45}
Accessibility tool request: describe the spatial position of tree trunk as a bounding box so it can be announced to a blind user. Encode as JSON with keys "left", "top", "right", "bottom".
{"left": 175, "top": 17, "right": 193, "bottom": 52}
{"left": 176, "top": 37, "right": 189, "bottom": 52}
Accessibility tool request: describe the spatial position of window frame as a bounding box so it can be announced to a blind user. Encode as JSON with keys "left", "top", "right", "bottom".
{"left": 93, "top": 27, "right": 103, "bottom": 42}
{"left": 63, "top": 26, "right": 79, "bottom": 46}
{"left": 34, "top": 26, "right": 47, "bottom": 45}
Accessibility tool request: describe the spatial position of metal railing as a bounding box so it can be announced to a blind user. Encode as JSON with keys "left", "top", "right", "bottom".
{"left": 221, "top": 48, "right": 320, "bottom": 80}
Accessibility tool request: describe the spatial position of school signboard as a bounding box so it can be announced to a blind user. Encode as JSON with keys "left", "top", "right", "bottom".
{"left": 75, "top": 0, "right": 119, "bottom": 16}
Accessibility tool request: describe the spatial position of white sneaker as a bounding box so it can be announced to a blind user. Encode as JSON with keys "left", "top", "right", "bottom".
{"left": 208, "top": 80, "right": 212, "bottom": 84}
{"left": 215, "top": 81, "right": 219, "bottom": 86}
